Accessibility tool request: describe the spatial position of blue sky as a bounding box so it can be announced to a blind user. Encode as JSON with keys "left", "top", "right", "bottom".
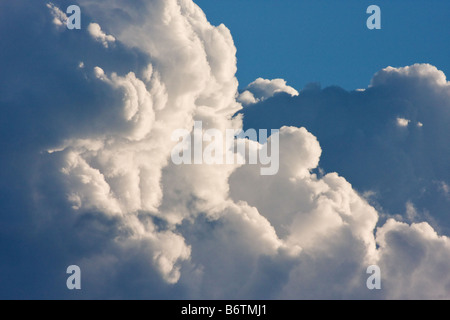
{"left": 196, "top": 0, "right": 450, "bottom": 90}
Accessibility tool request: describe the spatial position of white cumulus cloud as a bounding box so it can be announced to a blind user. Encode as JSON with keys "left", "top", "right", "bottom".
{"left": 238, "top": 78, "right": 299, "bottom": 105}
{"left": 0, "top": 0, "right": 449, "bottom": 300}
{"left": 88, "top": 23, "right": 116, "bottom": 48}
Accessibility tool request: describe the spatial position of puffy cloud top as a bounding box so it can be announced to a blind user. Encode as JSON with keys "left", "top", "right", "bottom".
{"left": 238, "top": 78, "right": 299, "bottom": 105}
{"left": 371, "top": 63, "right": 449, "bottom": 88}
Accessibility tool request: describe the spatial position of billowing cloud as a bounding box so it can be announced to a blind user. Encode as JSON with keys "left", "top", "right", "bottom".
{"left": 47, "top": 2, "right": 67, "bottom": 27}
{"left": 242, "top": 63, "right": 450, "bottom": 234}
{"left": 88, "top": 23, "right": 116, "bottom": 48}
{"left": 238, "top": 78, "right": 299, "bottom": 105}
{"left": 376, "top": 219, "right": 450, "bottom": 299}
{"left": 371, "top": 64, "right": 449, "bottom": 88}
{"left": 0, "top": 0, "right": 449, "bottom": 300}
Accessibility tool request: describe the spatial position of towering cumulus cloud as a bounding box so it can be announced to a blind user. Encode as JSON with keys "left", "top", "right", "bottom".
{"left": 0, "top": 0, "right": 448, "bottom": 299}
